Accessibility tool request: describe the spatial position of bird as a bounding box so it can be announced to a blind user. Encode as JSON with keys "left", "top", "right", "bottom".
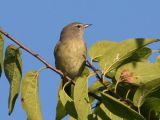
{"left": 54, "top": 22, "right": 91, "bottom": 94}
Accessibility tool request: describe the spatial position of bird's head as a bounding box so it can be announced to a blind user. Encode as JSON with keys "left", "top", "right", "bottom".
{"left": 60, "top": 22, "right": 91, "bottom": 40}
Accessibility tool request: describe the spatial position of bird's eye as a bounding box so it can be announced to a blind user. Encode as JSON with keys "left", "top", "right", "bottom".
{"left": 76, "top": 25, "right": 81, "bottom": 28}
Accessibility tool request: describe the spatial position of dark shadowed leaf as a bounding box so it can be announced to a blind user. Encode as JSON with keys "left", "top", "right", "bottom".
{"left": 59, "top": 82, "right": 77, "bottom": 119}
{"left": 141, "top": 97, "right": 160, "bottom": 120}
{"left": 0, "top": 32, "right": 4, "bottom": 77}
{"left": 89, "top": 80, "right": 110, "bottom": 103}
{"left": 56, "top": 80, "right": 67, "bottom": 120}
{"left": 127, "top": 47, "right": 152, "bottom": 62}
{"left": 74, "top": 76, "right": 92, "bottom": 120}
{"left": 21, "top": 71, "right": 43, "bottom": 120}
{"left": 133, "top": 78, "right": 160, "bottom": 108}
{"left": 4, "top": 45, "right": 22, "bottom": 115}
{"left": 94, "top": 103, "right": 125, "bottom": 120}
{"left": 101, "top": 92, "right": 144, "bottom": 120}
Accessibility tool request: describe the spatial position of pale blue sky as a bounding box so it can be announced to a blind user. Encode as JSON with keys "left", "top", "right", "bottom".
{"left": 0, "top": 0, "right": 160, "bottom": 120}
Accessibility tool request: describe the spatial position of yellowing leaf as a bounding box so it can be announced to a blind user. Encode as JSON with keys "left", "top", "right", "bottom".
{"left": 4, "top": 45, "right": 22, "bottom": 115}
{"left": 89, "top": 40, "right": 118, "bottom": 61}
{"left": 0, "top": 32, "right": 4, "bottom": 77}
{"left": 74, "top": 76, "right": 92, "bottom": 120}
{"left": 115, "top": 62, "right": 160, "bottom": 85}
{"left": 21, "top": 71, "right": 43, "bottom": 120}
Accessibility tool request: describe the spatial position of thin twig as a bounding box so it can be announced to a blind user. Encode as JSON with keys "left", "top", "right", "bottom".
{"left": 0, "top": 28, "right": 75, "bottom": 84}
{"left": 86, "top": 60, "right": 102, "bottom": 80}
{"left": 152, "top": 49, "right": 160, "bottom": 53}
{"left": 85, "top": 59, "right": 107, "bottom": 89}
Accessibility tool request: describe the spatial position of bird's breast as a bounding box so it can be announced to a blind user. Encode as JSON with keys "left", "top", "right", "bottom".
{"left": 55, "top": 39, "right": 86, "bottom": 79}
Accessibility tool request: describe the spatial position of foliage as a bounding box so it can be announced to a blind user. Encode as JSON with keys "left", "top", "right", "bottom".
{"left": 0, "top": 37, "right": 160, "bottom": 120}
{"left": 21, "top": 71, "right": 43, "bottom": 120}
{"left": 4, "top": 45, "right": 22, "bottom": 115}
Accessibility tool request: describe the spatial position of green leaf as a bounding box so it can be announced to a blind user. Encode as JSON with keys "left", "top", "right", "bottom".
{"left": 94, "top": 103, "right": 125, "bottom": 120}
{"left": 99, "top": 38, "right": 159, "bottom": 74}
{"left": 0, "top": 32, "right": 4, "bottom": 77}
{"left": 115, "top": 62, "right": 160, "bottom": 85}
{"left": 21, "top": 71, "right": 43, "bottom": 120}
{"left": 74, "top": 76, "right": 92, "bottom": 120}
{"left": 101, "top": 92, "right": 144, "bottom": 120}
{"left": 4, "top": 45, "right": 22, "bottom": 115}
{"left": 133, "top": 78, "right": 160, "bottom": 107}
{"left": 59, "top": 82, "right": 77, "bottom": 119}
{"left": 56, "top": 80, "right": 67, "bottom": 120}
{"left": 105, "top": 47, "right": 152, "bottom": 78}
{"left": 89, "top": 40, "right": 118, "bottom": 61}
{"left": 141, "top": 97, "right": 160, "bottom": 120}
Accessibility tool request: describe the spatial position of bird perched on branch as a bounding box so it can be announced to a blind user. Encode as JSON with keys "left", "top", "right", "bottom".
{"left": 54, "top": 22, "right": 91, "bottom": 93}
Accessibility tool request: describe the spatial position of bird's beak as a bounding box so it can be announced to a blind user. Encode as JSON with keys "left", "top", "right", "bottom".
{"left": 84, "top": 24, "right": 92, "bottom": 28}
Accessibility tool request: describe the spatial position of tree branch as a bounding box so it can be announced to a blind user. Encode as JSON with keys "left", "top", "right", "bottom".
{"left": 0, "top": 28, "right": 75, "bottom": 84}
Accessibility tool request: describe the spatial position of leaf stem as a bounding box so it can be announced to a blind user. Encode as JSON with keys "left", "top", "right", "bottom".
{"left": 114, "top": 81, "right": 119, "bottom": 93}
{"left": 125, "top": 89, "right": 131, "bottom": 99}
{"left": 37, "top": 67, "right": 47, "bottom": 73}
{"left": 152, "top": 49, "right": 160, "bottom": 53}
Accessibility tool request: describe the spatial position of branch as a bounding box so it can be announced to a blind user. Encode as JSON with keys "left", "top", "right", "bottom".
{"left": 0, "top": 28, "right": 75, "bottom": 84}
{"left": 86, "top": 59, "right": 107, "bottom": 88}
{"left": 86, "top": 60, "right": 102, "bottom": 80}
